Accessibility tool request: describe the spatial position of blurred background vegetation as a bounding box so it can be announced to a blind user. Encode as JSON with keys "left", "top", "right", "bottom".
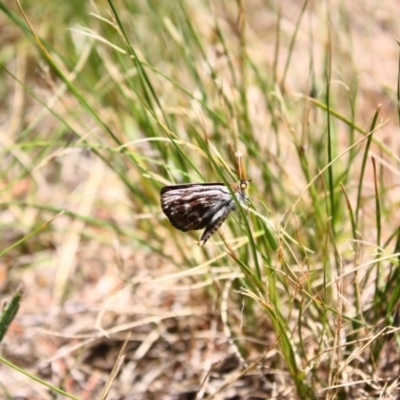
{"left": 1, "top": 0, "right": 400, "bottom": 398}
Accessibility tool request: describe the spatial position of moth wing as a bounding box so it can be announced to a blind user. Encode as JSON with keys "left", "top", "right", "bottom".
{"left": 199, "top": 204, "right": 234, "bottom": 245}
{"left": 160, "top": 184, "right": 232, "bottom": 232}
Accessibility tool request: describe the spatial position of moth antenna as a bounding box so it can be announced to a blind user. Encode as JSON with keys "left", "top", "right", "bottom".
{"left": 235, "top": 151, "right": 245, "bottom": 180}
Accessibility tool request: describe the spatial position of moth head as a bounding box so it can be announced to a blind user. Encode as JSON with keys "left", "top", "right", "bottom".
{"left": 235, "top": 179, "right": 251, "bottom": 206}
{"left": 239, "top": 179, "right": 251, "bottom": 191}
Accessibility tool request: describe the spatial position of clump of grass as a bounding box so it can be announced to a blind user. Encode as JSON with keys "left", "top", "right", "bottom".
{"left": 1, "top": 0, "right": 400, "bottom": 398}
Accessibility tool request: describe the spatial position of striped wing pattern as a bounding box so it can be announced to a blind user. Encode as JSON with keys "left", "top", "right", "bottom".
{"left": 160, "top": 181, "right": 249, "bottom": 245}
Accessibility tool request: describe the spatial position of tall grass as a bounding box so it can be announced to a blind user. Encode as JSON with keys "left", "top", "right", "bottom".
{"left": 1, "top": 0, "right": 400, "bottom": 398}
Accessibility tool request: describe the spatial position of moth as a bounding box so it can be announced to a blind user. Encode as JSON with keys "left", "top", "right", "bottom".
{"left": 160, "top": 179, "right": 250, "bottom": 245}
